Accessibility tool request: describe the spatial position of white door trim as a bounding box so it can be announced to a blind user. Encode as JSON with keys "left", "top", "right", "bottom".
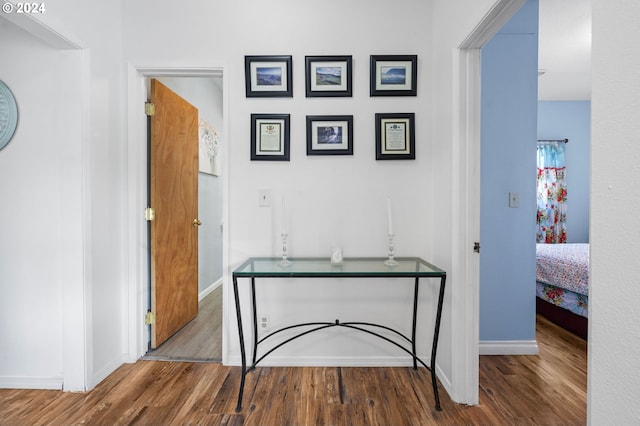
{"left": 125, "top": 65, "right": 229, "bottom": 363}
{"left": 452, "top": 0, "right": 526, "bottom": 404}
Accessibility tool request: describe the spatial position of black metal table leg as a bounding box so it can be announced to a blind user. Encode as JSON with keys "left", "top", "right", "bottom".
{"left": 251, "top": 277, "right": 258, "bottom": 368}
{"left": 430, "top": 275, "right": 447, "bottom": 411}
{"left": 233, "top": 276, "right": 246, "bottom": 412}
{"left": 411, "top": 277, "right": 419, "bottom": 370}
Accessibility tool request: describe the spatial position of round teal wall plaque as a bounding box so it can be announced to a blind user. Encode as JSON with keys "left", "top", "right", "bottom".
{"left": 0, "top": 80, "right": 18, "bottom": 151}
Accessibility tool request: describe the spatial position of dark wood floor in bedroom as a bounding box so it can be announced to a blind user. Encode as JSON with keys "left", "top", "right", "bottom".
{"left": 0, "top": 315, "right": 586, "bottom": 425}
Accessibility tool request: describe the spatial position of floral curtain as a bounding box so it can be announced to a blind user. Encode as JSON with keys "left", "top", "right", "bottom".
{"left": 536, "top": 142, "right": 567, "bottom": 243}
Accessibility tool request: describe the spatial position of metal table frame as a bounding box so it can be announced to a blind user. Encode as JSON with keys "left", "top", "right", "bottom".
{"left": 232, "top": 257, "right": 447, "bottom": 412}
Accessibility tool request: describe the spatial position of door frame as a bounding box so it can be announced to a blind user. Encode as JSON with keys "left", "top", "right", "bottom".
{"left": 452, "top": 0, "right": 525, "bottom": 404}
{"left": 125, "top": 65, "right": 229, "bottom": 363}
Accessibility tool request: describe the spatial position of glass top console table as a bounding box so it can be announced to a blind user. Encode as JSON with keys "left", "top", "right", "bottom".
{"left": 232, "top": 257, "right": 447, "bottom": 412}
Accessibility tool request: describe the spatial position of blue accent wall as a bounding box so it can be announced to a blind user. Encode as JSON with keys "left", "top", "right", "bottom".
{"left": 538, "top": 101, "right": 591, "bottom": 243}
{"left": 480, "top": 0, "right": 539, "bottom": 342}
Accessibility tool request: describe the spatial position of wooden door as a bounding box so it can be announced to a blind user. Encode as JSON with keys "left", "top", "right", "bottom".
{"left": 149, "top": 79, "right": 199, "bottom": 349}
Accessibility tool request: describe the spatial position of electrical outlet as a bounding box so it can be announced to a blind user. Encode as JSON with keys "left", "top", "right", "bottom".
{"left": 259, "top": 189, "right": 271, "bottom": 207}
{"left": 261, "top": 316, "right": 268, "bottom": 328}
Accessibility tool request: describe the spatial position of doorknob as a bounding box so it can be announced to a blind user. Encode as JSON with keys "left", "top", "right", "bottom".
{"left": 192, "top": 219, "right": 202, "bottom": 228}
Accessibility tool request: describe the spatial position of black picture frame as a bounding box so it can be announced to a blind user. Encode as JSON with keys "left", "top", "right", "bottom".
{"left": 245, "top": 55, "right": 293, "bottom": 98}
{"left": 370, "top": 55, "right": 418, "bottom": 96}
{"left": 305, "top": 56, "right": 352, "bottom": 97}
{"left": 306, "top": 115, "right": 353, "bottom": 156}
{"left": 250, "top": 114, "right": 290, "bottom": 161}
{"left": 375, "top": 113, "right": 415, "bottom": 160}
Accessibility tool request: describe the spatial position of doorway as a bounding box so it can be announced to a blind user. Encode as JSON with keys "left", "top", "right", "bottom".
{"left": 126, "top": 67, "right": 228, "bottom": 364}
{"left": 478, "top": 0, "right": 539, "bottom": 353}
{"left": 145, "top": 76, "right": 224, "bottom": 361}
{"left": 478, "top": 0, "right": 591, "bottom": 351}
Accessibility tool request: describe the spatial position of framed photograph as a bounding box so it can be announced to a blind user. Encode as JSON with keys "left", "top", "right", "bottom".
{"left": 306, "top": 115, "right": 353, "bottom": 155}
{"left": 375, "top": 113, "right": 415, "bottom": 160}
{"left": 245, "top": 55, "right": 293, "bottom": 97}
{"left": 305, "top": 56, "right": 352, "bottom": 97}
{"left": 370, "top": 55, "right": 418, "bottom": 96}
{"left": 250, "top": 114, "right": 290, "bottom": 161}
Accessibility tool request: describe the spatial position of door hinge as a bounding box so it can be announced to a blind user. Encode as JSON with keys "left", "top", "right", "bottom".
{"left": 145, "top": 102, "right": 155, "bottom": 116}
{"left": 145, "top": 207, "right": 155, "bottom": 221}
{"left": 145, "top": 311, "right": 156, "bottom": 325}
{"left": 473, "top": 242, "right": 481, "bottom": 253}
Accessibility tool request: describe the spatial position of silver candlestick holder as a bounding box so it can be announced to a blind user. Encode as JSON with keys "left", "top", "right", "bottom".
{"left": 384, "top": 234, "right": 399, "bottom": 266}
{"left": 279, "top": 233, "right": 292, "bottom": 267}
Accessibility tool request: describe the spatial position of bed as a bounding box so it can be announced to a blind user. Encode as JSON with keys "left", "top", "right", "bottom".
{"left": 536, "top": 243, "right": 589, "bottom": 339}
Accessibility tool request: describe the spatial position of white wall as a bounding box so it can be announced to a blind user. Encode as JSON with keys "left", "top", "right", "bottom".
{"left": 0, "top": 0, "right": 127, "bottom": 391}
{"left": 125, "top": 0, "right": 440, "bottom": 365}
{"left": 589, "top": 0, "right": 640, "bottom": 423}
{"left": 0, "top": 12, "right": 88, "bottom": 390}
{"left": 0, "top": 19, "right": 69, "bottom": 389}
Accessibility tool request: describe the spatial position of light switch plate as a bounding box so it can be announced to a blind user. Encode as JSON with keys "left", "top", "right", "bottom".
{"left": 509, "top": 192, "right": 519, "bottom": 208}
{"left": 259, "top": 189, "right": 271, "bottom": 207}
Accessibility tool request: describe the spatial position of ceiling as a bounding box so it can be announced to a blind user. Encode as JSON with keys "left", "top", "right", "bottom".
{"left": 538, "top": 0, "right": 591, "bottom": 100}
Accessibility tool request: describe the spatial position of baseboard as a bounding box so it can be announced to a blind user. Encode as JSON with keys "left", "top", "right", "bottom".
{"left": 479, "top": 340, "right": 539, "bottom": 355}
{"left": 0, "top": 376, "right": 63, "bottom": 390}
{"left": 435, "top": 362, "right": 452, "bottom": 398}
{"left": 88, "top": 355, "right": 129, "bottom": 391}
{"left": 199, "top": 278, "right": 222, "bottom": 301}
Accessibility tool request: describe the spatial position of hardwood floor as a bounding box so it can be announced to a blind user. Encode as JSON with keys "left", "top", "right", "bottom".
{"left": 144, "top": 286, "right": 222, "bottom": 362}
{"left": 0, "top": 315, "right": 586, "bottom": 425}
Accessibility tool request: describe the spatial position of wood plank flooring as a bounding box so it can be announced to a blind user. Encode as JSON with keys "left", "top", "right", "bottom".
{"left": 144, "top": 286, "right": 222, "bottom": 362}
{"left": 0, "top": 315, "right": 586, "bottom": 425}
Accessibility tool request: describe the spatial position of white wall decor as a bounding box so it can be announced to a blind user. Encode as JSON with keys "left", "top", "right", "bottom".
{"left": 199, "top": 119, "right": 220, "bottom": 176}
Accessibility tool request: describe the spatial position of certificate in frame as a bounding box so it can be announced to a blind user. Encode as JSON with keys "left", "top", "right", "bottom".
{"left": 250, "top": 114, "right": 290, "bottom": 161}
{"left": 306, "top": 115, "right": 353, "bottom": 155}
{"left": 370, "top": 55, "right": 418, "bottom": 96}
{"left": 245, "top": 56, "right": 293, "bottom": 98}
{"left": 375, "top": 113, "right": 415, "bottom": 160}
{"left": 305, "top": 56, "right": 352, "bottom": 97}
